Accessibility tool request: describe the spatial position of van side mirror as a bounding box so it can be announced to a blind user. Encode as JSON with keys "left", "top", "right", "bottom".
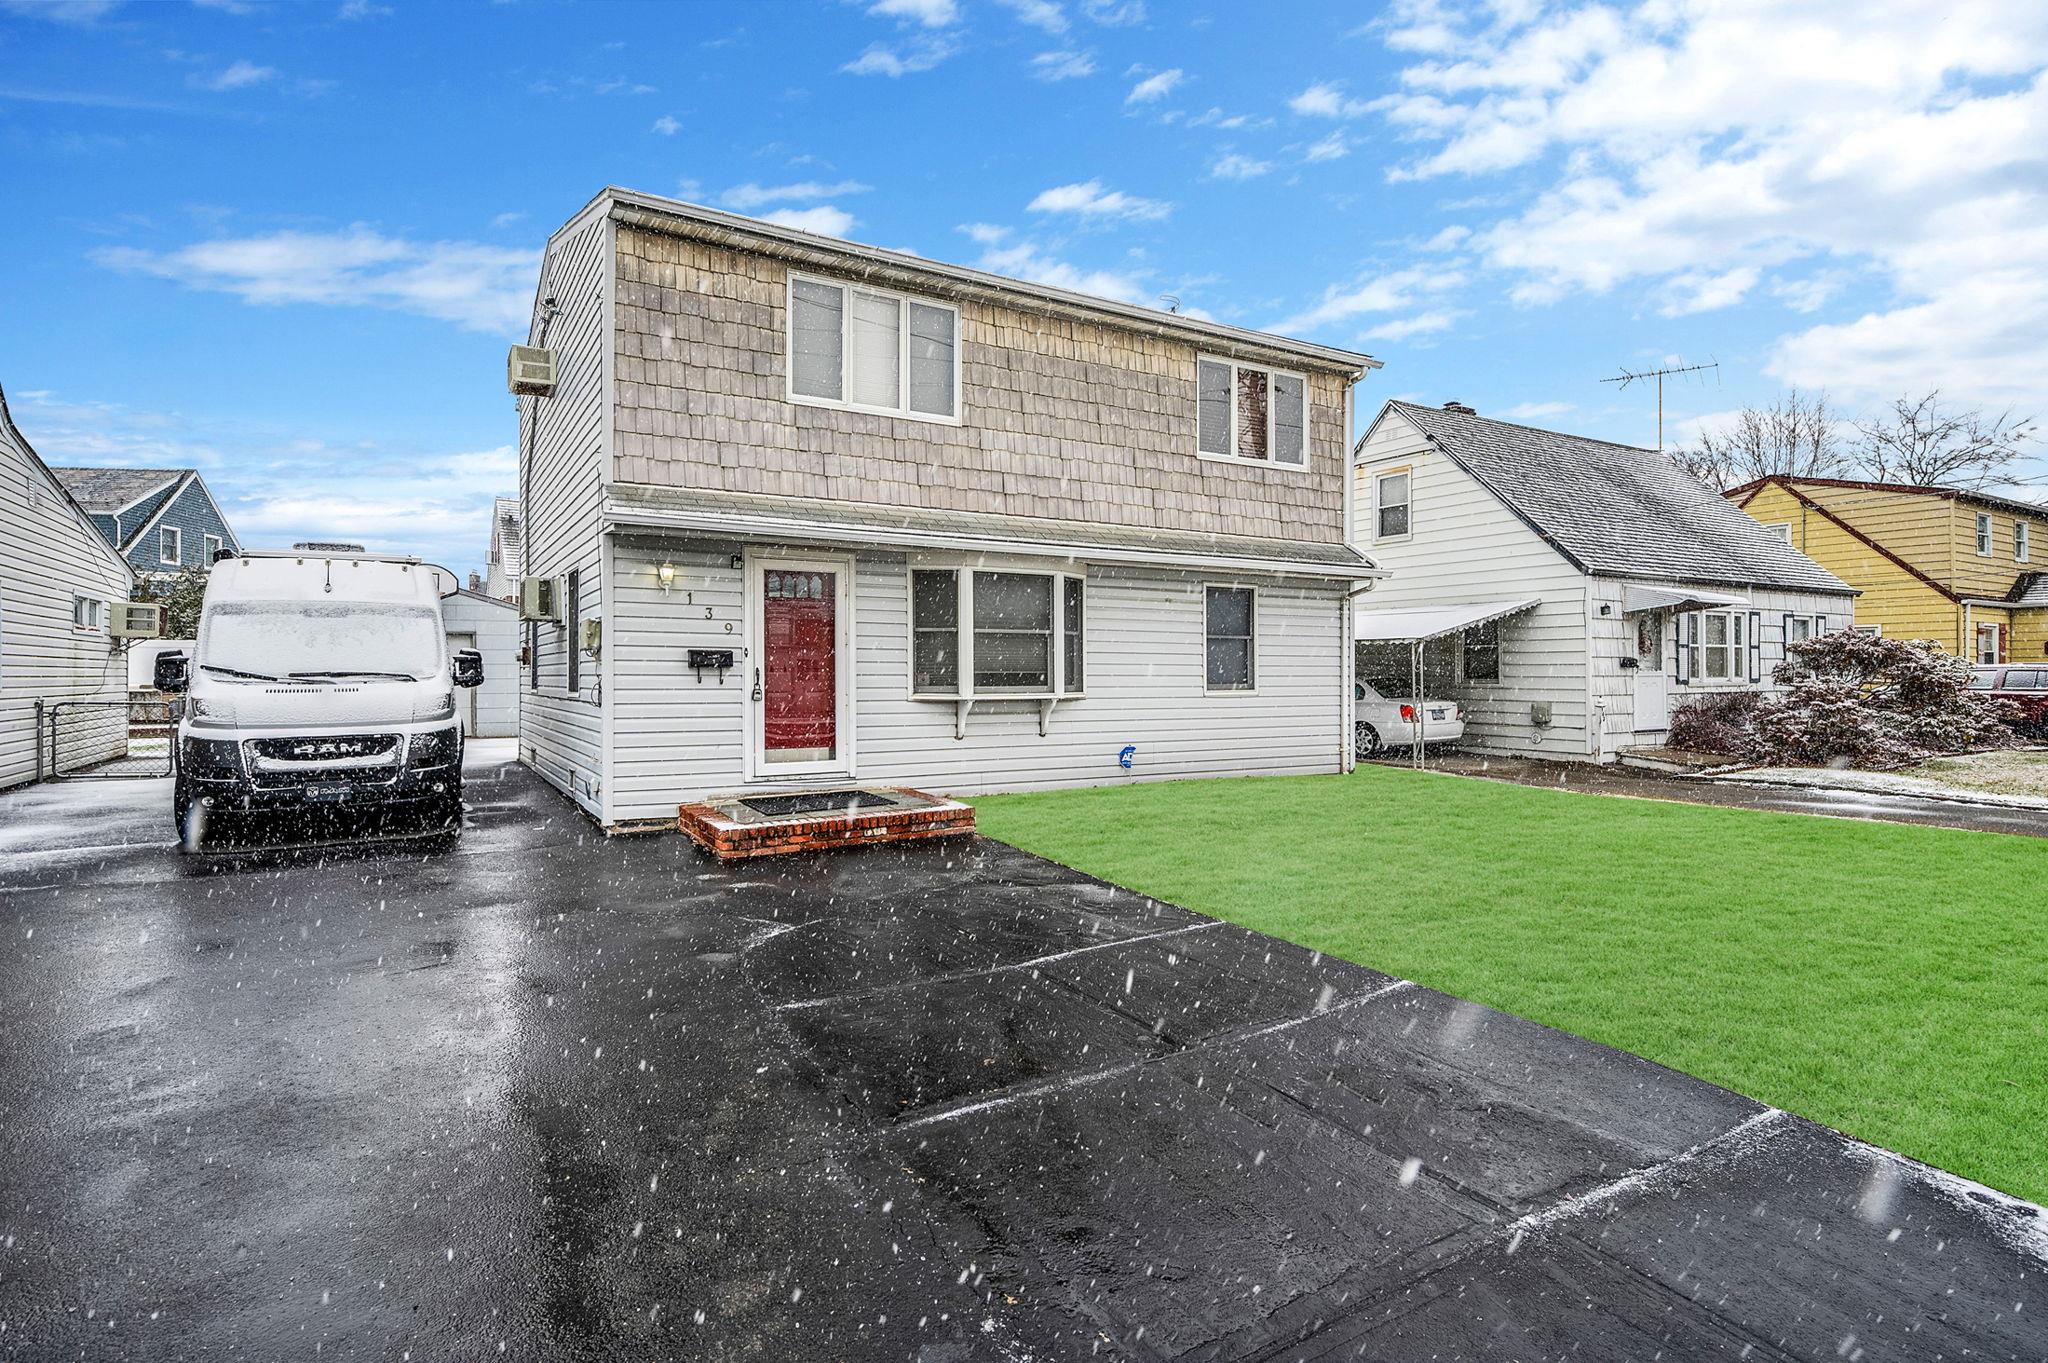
{"left": 452, "top": 649, "right": 484, "bottom": 689}
{"left": 154, "top": 651, "right": 190, "bottom": 695}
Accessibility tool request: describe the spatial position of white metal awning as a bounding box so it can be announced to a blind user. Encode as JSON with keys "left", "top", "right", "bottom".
{"left": 1621, "top": 584, "right": 1748, "bottom": 614}
{"left": 1352, "top": 597, "right": 1541, "bottom": 644}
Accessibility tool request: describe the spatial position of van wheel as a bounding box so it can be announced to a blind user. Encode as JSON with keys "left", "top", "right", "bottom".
{"left": 1354, "top": 723, "right": 1382, "bottom": 759}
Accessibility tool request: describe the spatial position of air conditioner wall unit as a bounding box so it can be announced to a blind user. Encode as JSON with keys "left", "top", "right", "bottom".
{"left": 508, "top": 345, "right": 558, "bottom": 398}
{"left": 111, "top": 602, "right": 164, "bottom": 640}
{"left": 520, "top": 575, "right": 561, "bottom": 622}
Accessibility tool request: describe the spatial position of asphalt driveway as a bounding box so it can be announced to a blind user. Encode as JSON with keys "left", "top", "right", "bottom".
{"left": 1, "top": 751, "right": 2043, "bottom": 1361}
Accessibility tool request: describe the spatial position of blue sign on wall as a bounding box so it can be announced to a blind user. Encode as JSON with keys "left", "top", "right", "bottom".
{"left": 1118, "top": 745, "right": 1136, "bottom": 770}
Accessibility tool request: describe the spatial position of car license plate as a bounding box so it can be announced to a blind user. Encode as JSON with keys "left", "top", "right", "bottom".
{"left": 1429, "top": 708, "right": 1447, "bottom": 720}
{"left": 304, "top": 784, "right": 352, "bottom": 803}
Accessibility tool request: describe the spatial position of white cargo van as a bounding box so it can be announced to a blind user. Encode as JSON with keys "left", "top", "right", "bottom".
{"left": 154, "top": 550, "right": 483, "bottom": 843}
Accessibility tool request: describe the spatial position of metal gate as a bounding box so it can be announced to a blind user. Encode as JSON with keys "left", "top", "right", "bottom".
{"left": 38, "top": 698, "right": 175, "bottom": 780}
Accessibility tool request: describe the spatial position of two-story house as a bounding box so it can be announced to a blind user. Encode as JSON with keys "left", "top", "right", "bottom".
{"left": 1351, "top": 401, "right": 1855, "bottom": 762}
{"left": 49, "top": 466, "right": 241, "bottom": 578}
{"left": 515, "top": 188, "right": 1383, "bottom": 827}
{"left": 483, "top": 496, "right": 522, "bottom": 601}
{"left": 1729, "top": 476, "right": 2048, "bottom": 664}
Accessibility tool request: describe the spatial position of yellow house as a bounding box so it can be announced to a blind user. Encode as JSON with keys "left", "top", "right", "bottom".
{"left": 1727, "top": 476, "right": 2048, "bottom": 664}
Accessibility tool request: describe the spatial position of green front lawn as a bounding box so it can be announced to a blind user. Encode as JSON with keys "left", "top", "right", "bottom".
{"left": 975, "top": 768, "right": 2048, "bottom": 1205}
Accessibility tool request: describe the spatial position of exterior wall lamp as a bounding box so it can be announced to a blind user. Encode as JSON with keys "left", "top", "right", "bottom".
{"left": 657, "top": 560, "right": 676, "bottom": 594}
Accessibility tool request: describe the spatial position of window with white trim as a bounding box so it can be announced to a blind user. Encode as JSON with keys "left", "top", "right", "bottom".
{"left": 1681, "top": 610, "right": 1747, "bottom": 680}
{"left": 788, "top": 273, "right": 958, "bottom": 421}
{"left": 1205, "top": 585, "right": 1255, "bottom": 691}
{"left": 1786, "top": 615, "right": 1815, "bottom": 644}
{"left": 71, "top": 596, "right": 105, "bottom": 630}
{"left": 909, "top": 568, "right": 1084, "bottom": 698}
{"left": 159, "top": 525, "right": 181, "bottom": 566}
{"left": 2016, "top": 521, "right": 2030, "bottom": 563}
{"left": 1851, "top": 623, "right": 1881, "bottom": 637}
{"left": 1764, "top": 522, "right": 1792, "bottom": 544}
{"left": 204, "top": 533, "right": 224, "bottom": 563}
{"left": 1196, "top": 356, "right": 1307, "bottom": 468}
{"left": 1976, "top": 512, "right": 1993, "bottom": 556}
{"left": 1977, "top": 622, "right": 2003, "bottom": 665}
{"left": 1375, "top": 469, "right": 1411, "bottom": 539}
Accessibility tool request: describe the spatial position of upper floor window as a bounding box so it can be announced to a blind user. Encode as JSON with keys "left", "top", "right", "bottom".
{"left": 1976, "top": 512, "right": 1993, "bottom": 556}
{"left": 1764, "top": 522, "right": 1792, "bottom": 544}
{"left": 1375, "top": 469, "right": 1412, "bottom": 540}
{"left": 159, "top": 526, "right": 181, "bottom": 566}
{"left": 788, "top": 273, "right": 958, "bottom": 423}
{"left": 204, "top": 533, "right": 224, "bottom": 563}
{"left": 2016, "top": 521, "right": 2030, "bottom": 563}
{"left": 1196, "top": 357, "right": 1306, "bottom": 469}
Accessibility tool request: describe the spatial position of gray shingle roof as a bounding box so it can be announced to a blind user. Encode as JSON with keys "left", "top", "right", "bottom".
{"left": 606, "top": 482, "right": 1378, "bottom": 578}
{"left": 48, "top": 467, "right": 185, "bottom": 513}
{"left": 1382, "top": 401, "right": 1854, "bottom": 595}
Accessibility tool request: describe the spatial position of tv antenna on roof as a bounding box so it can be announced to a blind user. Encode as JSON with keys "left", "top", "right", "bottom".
{"left": 1600, "top": 359, "right": 1718, "bottom": 451}
{"left": 1157, "top": 293, "right": 1181, "bottom": 314}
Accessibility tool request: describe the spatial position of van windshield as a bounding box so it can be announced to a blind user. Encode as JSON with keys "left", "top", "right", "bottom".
{"left": 201, "top": 602, "right": 443, "bottom": 682}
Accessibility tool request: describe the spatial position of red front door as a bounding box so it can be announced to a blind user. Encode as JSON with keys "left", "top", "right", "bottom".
{"left": 761, "top": 568, "right": 837, "bottom": 763}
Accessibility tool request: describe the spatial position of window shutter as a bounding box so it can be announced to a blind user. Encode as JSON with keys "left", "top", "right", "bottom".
{"left": 1748, "top": 610, "right": 1762, "bottom": 682}
{"left": 566, "top": 568, "right": 581, "bottom": 692}
{"left": 1674, "top": 614, "right": 1690, "bottom": 685}
{"left": 1815, "top": 615, "right": 1827, "bottom": 636}
{"left": 1999, "top": 624, "right": 2010, "bottom": 663}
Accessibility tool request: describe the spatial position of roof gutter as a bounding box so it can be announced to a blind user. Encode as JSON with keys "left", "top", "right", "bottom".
{"left": 603, "top": 189, "right": 1380, "bottom": 378}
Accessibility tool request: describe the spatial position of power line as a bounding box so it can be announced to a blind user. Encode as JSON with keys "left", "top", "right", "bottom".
{"left": 1600, "top": 360, "right": 1719, "bottom": 450}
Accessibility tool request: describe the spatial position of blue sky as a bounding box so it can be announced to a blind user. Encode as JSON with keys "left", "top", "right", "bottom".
{"left": 4, "top": 0, "right": 2045, "bottom": 575}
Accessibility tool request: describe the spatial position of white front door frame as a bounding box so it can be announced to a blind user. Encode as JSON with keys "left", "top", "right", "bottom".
{"left": 742, "top": 546, "right": 857, "bottom": 784}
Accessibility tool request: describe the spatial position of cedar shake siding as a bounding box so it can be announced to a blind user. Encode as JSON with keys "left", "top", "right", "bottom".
{"left": 609, "top": 223, "right": 1353, "bottom": 544}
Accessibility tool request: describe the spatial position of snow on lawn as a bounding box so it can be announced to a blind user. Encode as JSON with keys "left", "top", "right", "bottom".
{"left": 1707, "top": 751, "right": 2048, "bottom": 808}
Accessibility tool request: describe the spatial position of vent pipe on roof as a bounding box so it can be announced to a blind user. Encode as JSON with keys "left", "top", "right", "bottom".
{"left": 1443, "top": 401, "right": 1476, "bottom": 414}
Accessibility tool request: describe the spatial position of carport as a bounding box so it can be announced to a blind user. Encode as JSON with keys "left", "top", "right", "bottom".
{"left": 1352, "top": 598, "right": 1539, "bottom": 765}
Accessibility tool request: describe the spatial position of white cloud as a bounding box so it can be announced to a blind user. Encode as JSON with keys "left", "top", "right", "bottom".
{"left": 1303, "top": 130, "right": 1349, "bottom": 162}
{"left": 998, "top": 0, "right": 1067, "bottom": 33}
{"left": 203, "top": 59, "right": 276, "bottom": 91}
{"left": 1029, "top": 49, "right": 1095, "bottom": 81}
{"left": 867, "top": 0, "right": 956, "bottom": 25}
{"left": 1209, "top": 152, "right": 1270, "bottom": 181}
{"left": 1289, "top": 81, "right": 1370, "bottom": 118}
{"left": 337, "top": 0, "right": 393, "bottom": 17}
{"left": 842, "top": 34, "right": 958, "bottom": 76}
{"left": 0, "top": 0, "right": 121, "bottom": 22}
{"left": 651, "top": 115, "right": 680, "bottom": 135}
{"left": 1269, "top": 265, "right": 1465, "bottom": 336}
{"left": 1080, "top": 0, "right": 1144, "bottom": 25}
{"left": 722, "top": 179, "right": 872, "bottom": 210}
{"left": 1027, "top": 179, "right": 1170, "bottom": 222}
{"left": 1125, "top": 68, "right": 1182, "bottom": 104}
{"left": 490, "top": 211, "right": 525, "bottom": 229}
{"left": 958, "top": 222, "right": 1011, "bottom": 245}
{"left": 760, "top": 205, "right": 858, "bottom": 238}
{"left": 1365, "top": 309, "right": 1463, "bottom": 342}
{"left": 93, "top": 227, "right": 538, "bottom": 333}
{"left": 1501, "top": 401, "right": 1575, "bottom": 421}
{"left": 975, "top": 240, "right": 1148, "bottom": 303}
{"left": 1368, "top": 0, "right": 2048, "bottom": 407}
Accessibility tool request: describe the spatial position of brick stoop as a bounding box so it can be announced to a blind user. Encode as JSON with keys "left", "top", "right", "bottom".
{"left": 677, "top": 787, "right": 975, "bottom": 859}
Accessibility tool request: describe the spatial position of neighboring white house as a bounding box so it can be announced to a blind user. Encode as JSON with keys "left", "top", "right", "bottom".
{"left": 515, "top": 187, "right": 1383, "bottom": 827}
{"left": 0, "top": 384, "right": 137, "bottom": 789}
{"left": 483, "top": 497, "right": 522, "bottom": 601}
{"left": 1351, "top": 400, "right": 1857, "bottom": 762}
{"left": 439, "top": 587, "right": 518, "bottom": 738}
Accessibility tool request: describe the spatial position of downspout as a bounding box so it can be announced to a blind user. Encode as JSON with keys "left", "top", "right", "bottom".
{"left": 1340, "top": 376, "right": 1359, "bottom": 774}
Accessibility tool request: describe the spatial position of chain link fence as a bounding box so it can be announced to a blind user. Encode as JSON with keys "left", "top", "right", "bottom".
{"left": 39, "top": 697, "right": 175, "bottom": 779}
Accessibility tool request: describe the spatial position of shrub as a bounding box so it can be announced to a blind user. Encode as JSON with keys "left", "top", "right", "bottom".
{"left": 1740, "top": 632, "right": 2019, "bottom": 768}
{"left": 1667, "top": 691, "right": 1761, "bottom": 756}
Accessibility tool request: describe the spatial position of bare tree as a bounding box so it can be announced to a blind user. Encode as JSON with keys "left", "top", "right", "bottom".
{"left": 1670, "top": 389, "right": 1845, "bottom": 489}
{"left": 1851, "top": 390, "right": 2038, "bottom": 489}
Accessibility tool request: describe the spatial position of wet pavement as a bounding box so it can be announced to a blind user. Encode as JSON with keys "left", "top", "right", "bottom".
{"left": 1385, "top": 751, "right": 2048, "bottom": 838}
{"left": 1, "top": 751, "right": 2044, "bottom": 1361}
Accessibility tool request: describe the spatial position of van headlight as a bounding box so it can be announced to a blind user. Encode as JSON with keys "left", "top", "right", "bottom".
{"left": 189, "top": 696, "right": 236, "bottom": 727}
{"left": 408, "top": 727, "right": 459, "bottom": 767}
{"left": 413, "top": 689, "right": 455, "bottom": 722}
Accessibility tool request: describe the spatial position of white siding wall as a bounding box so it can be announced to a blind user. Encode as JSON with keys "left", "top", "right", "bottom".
{"left": 440, "top": 592, "right": 519, "bottom": 738}
{"left": 1588, "top": 579, "right": 1858, "bottom": 753}
{"left": 516, "top": 204, "right": 612, "bottom": 815}
{"left": 1351, "top": 407, "right": 1594, "bottom": 759}
{"left": 0, "top": 406, "right": 134, "bottom": 789}
{"left": 607, "top": 537, "right": 1347, "bottom": 821}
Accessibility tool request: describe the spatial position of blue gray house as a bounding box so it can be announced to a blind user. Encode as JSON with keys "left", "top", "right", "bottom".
{"left": 49, "top": 467, "right": 242, "bottom": 577}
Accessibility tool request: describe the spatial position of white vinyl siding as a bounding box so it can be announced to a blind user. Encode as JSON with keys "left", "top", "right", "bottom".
{"left": 604, "top": 540, "right": 1346, "bottom": 818}
{"left": 787, "top": 273, "right": 959, "bottom": 423}
{"left": 1195, "top": 355, "right": 1307, "bottom": 470}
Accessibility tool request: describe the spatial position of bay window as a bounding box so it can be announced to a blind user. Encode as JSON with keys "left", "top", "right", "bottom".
{"left": 909, "top": 567, "right": 1084, "bottom": 698}
{"left": 788, "top": 273, "right": 958, "bottom": 421}
{"left": 1196, "top": 356, "right": 1307, "bottom": 469}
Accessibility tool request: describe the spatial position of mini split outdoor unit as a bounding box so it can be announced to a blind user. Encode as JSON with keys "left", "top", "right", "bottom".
{"left": 110, "top": 602, "right": 164, "bottom": 640}
{"left": 507, "top": 345, "right": 558, "bottom": 397}
{"left": 520, "top": 575, "right": 562, "bottom": 623}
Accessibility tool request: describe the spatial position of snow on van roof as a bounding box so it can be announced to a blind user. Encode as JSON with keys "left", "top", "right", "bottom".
{"left": 210, "top": 553, "right": 448, "bottom": 605}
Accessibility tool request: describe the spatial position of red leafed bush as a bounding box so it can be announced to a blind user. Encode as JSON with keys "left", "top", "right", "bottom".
{"left": 1742, "top": 632, "right": 2019, "bottom": 768}
{"left": 1667, "top": 691, "right": 1761, "bottom": 756}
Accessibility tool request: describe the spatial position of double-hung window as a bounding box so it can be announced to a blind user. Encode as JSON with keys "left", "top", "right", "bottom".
{"left": 1681, "top": 610, "right": 1747, "bottom": 681}
{"left": 1375, "top": 469, "right": 1412, "bottom": 539}
{"left": 1196, "top": 356, "right": 1307, "bottom": 469}
{"left": 159, "top": 526, "right": 181, "bottom": 566}
{"left": 1977, "top": 623, "right": 2003, "bottom": 665}
{"left": 204, "top": 533, "right": 224, "bottom": 563}
{"left": 1976, "top": 512, "right": 1993, "bottom": 556}
{"left": 2017, "top": 521, "right": 2030, "bottom": 563}
{"left": 788, "top": 273, "right": 959, "bottom": 422}
{"left": 1463, "top": 618, "right": 1501, "bottom": 682}
{"left": 1786, "top": 615, "right": 1814, "bottom": 645}
{"left": 71, "top": 596, "right": 104, "bottom": 630}
{"left": 1205, "top": 585, "right": 1255, "bottom": 691}
{"left": 910, "top": 568, "right": 1084, "bottom": 697}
